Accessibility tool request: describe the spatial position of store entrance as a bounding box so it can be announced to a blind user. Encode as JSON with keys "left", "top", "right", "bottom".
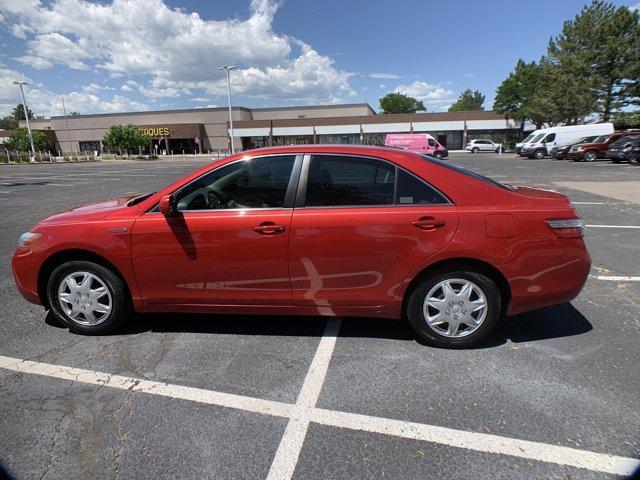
{"left": 168, "top": 138, "right": 198, "bottom": 154}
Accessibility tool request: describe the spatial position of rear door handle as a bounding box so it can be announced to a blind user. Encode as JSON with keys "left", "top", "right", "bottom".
{"left": 411, "top": 217, "right": 446, "bottom": 231}
{"left": 252, "top": 222, "right": 285, "bottom": 235}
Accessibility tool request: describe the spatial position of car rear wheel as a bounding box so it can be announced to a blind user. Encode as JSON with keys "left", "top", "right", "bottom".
{"left": 583, "top": 151, "right": 597, "bottom": 162}
{"left": 471, "top": 147, "right": 479, "bottom": 154}
{"left": 630, "top": 156, "right": 639, "bottom": 165}
{"left": 47, "top": 261, "right": 131, "bottom": 334}
{"left": 406, "top": 270, "right": 501, "bottom": 348}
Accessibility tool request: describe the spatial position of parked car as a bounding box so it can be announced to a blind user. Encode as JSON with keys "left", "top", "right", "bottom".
{"left": 466, "top": 139, "right": 502, "bottom": 153}
{"left": 11, "top": 145, "right": 590, "bottom": 348}
{"left": 550, "top": 136, "right": 598, "bottom": 159}
{"left": 569, "top": 131, "right": 640, "bottom": 162}
{"left": 606, "top": 136, "right": 640, "bottom": 164}
{"left": 385, "top": 133, "right": 448, "bottom": 159}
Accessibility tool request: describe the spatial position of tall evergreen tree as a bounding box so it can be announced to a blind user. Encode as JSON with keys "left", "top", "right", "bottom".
{"left": 546, "top": 0, "right": 640, "bottom": 120}
{"left": 448, "top": 89, "right": 485, "bottom": 111}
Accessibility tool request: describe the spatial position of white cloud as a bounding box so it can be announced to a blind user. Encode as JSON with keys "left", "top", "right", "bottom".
{"left": 379, "top": 83, "right": 387, "bottom": 90}
{"left": 630, "top": 3, "right": 639, "bottom": 12}
{"left": 0, "top": 61, "right": 147, "bottom": 116}
{"left": 370, "top": 72, "right": 400, "bottom": 79}
{"left": 1, "top": 0, "right": 353, "bottom": 104}
{"left": 394, "top": 81, "right": 456, "bottom": 110}
{"left": 120, "top": 84, "right": 133, "bottom": 92}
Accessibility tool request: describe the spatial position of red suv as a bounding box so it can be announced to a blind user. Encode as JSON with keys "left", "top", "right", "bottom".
{"left": 12, "top": 146, "right": 591, "bottom": 348}
{"left": 569, "top": 130, "right": 640, "bottom": 162}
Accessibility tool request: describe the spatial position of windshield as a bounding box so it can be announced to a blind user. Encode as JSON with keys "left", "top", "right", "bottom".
{"left": 529, "top": 134, "right": 544, "bottom": 143}
{"left": 419, "top": 154, "right": 515, "bottom": 191}
{"left": 521, "top": 133, "right": 534, "bottom": 143}
{"left": 592, "top": 134, "right": 609, "bottom": 143}
{"left": 610, "top": 136, "right": 635, "bottom": 147}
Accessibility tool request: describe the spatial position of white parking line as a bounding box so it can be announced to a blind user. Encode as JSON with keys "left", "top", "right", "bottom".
{"left": 0, "top": 353, "right": 637, "bottom": 476}
{"left": 586, "top": 224, "right": 640, "bottom": 229}
{"left": 572, "top": 202, "right": 605, "bottom": 205}
{"left": 267, "top": 317, "right": 342, "bottom": 480}
{"left": 592, "top": 275, "right": 640, "bottom": 282}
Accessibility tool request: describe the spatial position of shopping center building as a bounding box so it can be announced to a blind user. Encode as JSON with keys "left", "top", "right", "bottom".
{"left": 23, "top": 103, "right": 518, "bottom": 154}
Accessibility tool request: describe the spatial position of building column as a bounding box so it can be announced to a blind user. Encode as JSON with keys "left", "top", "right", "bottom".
{"left": 268, "top": 122, "right": 273, "bottom": 147}
{"left": 462, "top": 120, "right": 468, "bottom": 148}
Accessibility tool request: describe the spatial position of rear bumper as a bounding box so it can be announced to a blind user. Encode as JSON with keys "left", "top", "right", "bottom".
{"left": 503, "top": 245, "right": 591, "bottom": 316}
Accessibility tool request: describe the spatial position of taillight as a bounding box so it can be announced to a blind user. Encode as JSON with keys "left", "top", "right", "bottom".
{"left": 546, "top": 218, "right": 584, "bottom": 239}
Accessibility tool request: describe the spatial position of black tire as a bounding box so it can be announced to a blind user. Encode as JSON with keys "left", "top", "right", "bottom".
{"left": 630, "top": 156, "right": 639, "bottom": 165}
{"left": 471, "top": 147, "right": 479, "bottom": 154}
{"left": 534, "top": 149, "right": 545, "bottom": 159}
{"left": 406, "top": 270, "right": 501, "bottom": 348}
{"left": 611, "top": 159, "right": 621, "bottom": 164}
{"left": 583, "top": 151, "right": 597, "bottom": 162}
{"left": 434, "top": 152, "right": 443, "bottom": 160}
{"left": 47, "top": 261, "right": 131, "bottom": 334}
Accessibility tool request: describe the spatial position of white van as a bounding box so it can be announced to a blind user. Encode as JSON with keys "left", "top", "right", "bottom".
{"left": 521, "top": 123, "right": 614, "bottom": 159}
{"left": 515, "top": 131, "right": 541, "bottom": 156}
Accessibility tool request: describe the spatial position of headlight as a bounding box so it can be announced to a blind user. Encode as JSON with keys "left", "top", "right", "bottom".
{"left": 18, "top": 232, "right": 41, "bottom": 248}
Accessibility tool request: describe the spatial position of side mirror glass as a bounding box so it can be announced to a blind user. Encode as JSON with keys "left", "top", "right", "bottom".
{"left": 159, "top": 194, "right": 175, "bottom": 215}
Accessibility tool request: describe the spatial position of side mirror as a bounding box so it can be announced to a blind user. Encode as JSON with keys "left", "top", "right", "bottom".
{"left": 159, "top": 194, "right": 175, "bottom": 215}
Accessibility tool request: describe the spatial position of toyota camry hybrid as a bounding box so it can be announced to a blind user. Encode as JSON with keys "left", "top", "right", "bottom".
{"left": 11, "top": 145, "right": 591, "bottom": 348}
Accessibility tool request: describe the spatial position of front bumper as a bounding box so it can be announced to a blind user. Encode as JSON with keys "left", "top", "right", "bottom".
{"left": 11, "top": 247, "right": 43, "bottom": 305}
{"left": 568, "top": 150, "right": 584, "bottom": 160}
{"left": 606, "top": 150, "right": 627, "bottom": 160}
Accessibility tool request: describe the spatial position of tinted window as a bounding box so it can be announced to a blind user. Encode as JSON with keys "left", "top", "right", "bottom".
{"left": 545, "top": 133, "right": 556, "bottom": 142}
{"left": 592, "top": 135, "right": 609, "bottom": 143}
{"left": 521, "top": 134, "right": 534, "bottom": 143}
{"left": 396, "top": 170, "right": 448, "bottom": 205}
{"left": 530, "top": 134, "right": 544, "bottom": 143}
{"left": 305, "top": 155, "right": 395, "bottom": 207}
{"left": 176, "top": 155, "right": 295, "bottom": 210}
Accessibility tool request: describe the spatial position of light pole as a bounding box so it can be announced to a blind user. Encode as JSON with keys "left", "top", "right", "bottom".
{"left": 61, "top": 96, "right": 73, "bottom": 155}
{"left": 13, "top": 81, "right": 36, "bottom": 162}
{"left": 219, "top": 65, "right": 236, "bottom": 154}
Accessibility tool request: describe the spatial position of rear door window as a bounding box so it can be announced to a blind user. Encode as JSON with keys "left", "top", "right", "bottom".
{"left": 396, "top": 170, "right": 448, "bottom": 205}
{"left": 305, "top": 155, "right": 395, "bottom": 206}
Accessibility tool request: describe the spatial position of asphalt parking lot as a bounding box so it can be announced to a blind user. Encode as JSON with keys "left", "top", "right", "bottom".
{"left": 1, "top": 153, "right": 639, "bottom": 479}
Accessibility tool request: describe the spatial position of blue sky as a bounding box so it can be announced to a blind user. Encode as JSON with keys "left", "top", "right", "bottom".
{"left": 0, "top": 0, "right": 638, "bottom": 117}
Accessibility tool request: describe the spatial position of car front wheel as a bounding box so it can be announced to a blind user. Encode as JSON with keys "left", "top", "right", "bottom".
{"left": 406, "top": 271, "right": 501, "bottom": 348}
{"left": 47, "top": 261, "right": 131, "bottom": 334}
{"left": 583, "top": 151, "right": 597, "bottom": 162}
{"left": 534, "top": 149, "right": 545, "bottom": 159}
{"left": 433, "top": 152, "right": 443, "bottom": 159}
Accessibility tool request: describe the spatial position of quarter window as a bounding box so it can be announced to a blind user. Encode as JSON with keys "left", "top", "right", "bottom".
{"left": 396, "top": 170, "right": 448, "bottom": 205}
{"left": 305, "top": 155, "right": 395, "bottom": 207}
{"left": 176, "top": 155, "right": 296, "bottom": 210}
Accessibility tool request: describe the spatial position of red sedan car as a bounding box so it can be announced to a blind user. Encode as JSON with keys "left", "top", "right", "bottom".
{"left": 12, "top": 146, "right": 590, "bottom": 348}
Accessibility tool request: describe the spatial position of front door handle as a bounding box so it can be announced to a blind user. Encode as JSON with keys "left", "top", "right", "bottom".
{"left": 252, "top": 221, "right": 285, "bottom": 235}
{"left": 411, "top": 216, "right": 446, "bottom": 231}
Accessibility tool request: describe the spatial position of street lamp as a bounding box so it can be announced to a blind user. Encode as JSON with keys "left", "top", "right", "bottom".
{"left": 13, "top": 81, "right": 36, "bottom": 162}
{"left": 219, "top": 65, "right": 236, "bottom": 154}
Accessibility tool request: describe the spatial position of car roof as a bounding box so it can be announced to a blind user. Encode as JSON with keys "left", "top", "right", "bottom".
{"left": 238, "top": 144, "right": 405, "bottom": 156}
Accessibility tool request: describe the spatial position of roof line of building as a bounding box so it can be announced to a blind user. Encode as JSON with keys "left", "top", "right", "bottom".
{"left": 46, "top": 102, "right": 377, "bottom": 121}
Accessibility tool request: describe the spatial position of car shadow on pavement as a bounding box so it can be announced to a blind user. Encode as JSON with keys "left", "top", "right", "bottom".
{"left": 45, "top": 302, "right": 592, "bottom": 349}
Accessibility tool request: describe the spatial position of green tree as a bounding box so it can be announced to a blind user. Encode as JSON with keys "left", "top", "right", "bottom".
{"left": 493, "top": 60, "right": 546, "bottom": 128}
{"left": 0, "top": 103, "right": 36, "bottom": 130}
{"left": 528, "top": 59, "right": 596, "bottom": 125}
{"left": 546, "top": 0, "right": 640, "bottom": 120}
{"left": 379, "top": 93, "right": 425, "bottom": 114}
{"left": 448, "top": 89, "right": 485, "bottom": 111}
{"left": 103, "top": 124, "right": 151, "bottom": 156}
{"left": 5, "top": 127, "right": 54, "bottom": 152}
